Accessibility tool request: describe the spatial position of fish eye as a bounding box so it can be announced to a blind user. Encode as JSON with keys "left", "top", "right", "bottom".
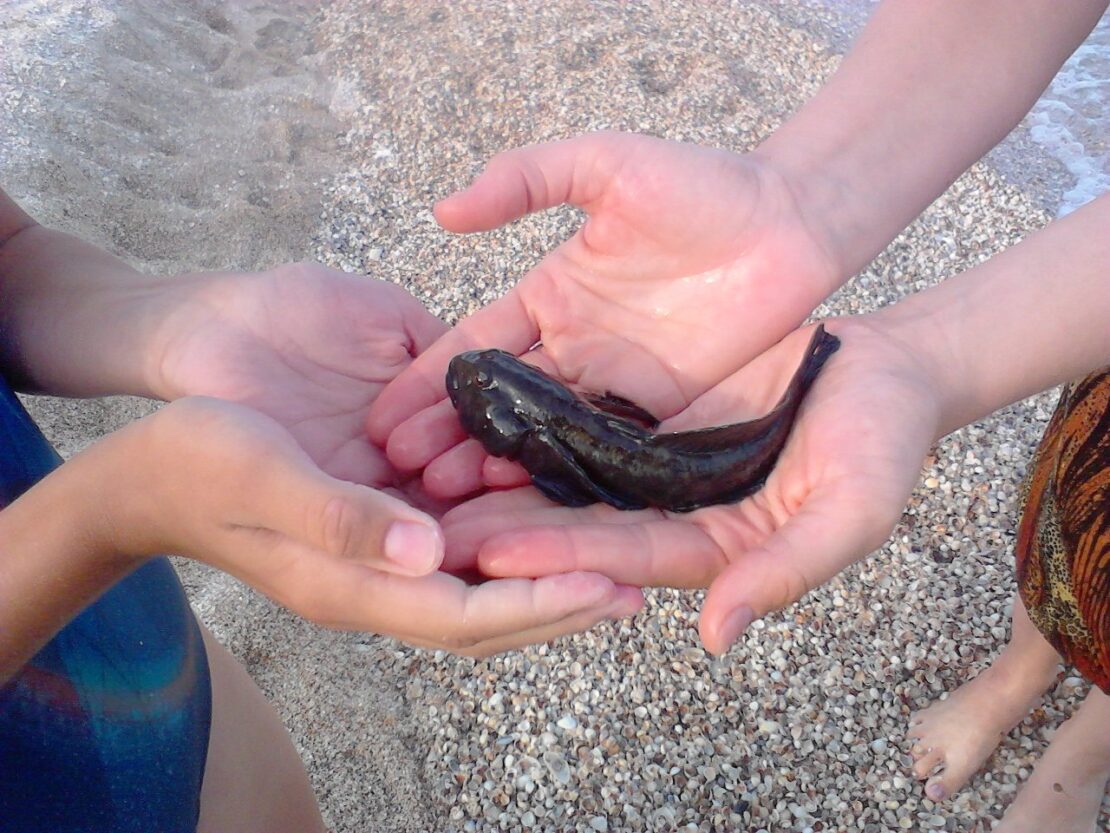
{"left": 475, "top": 369, "right": 496, "bottom": 390}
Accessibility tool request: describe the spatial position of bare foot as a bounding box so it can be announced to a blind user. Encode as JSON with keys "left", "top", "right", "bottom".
{"left": 995, "top": 694, "right": 1110, "bottom": 833}
{"left": 906, "top": 656, "right": 1059, "bottom": 801}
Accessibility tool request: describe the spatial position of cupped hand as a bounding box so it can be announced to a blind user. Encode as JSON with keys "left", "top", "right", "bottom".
{"left": 100, "top": 396, "right": 641, "bottom": 656}
{"left": 367, "top": 131, "right": 845, "bottom": 499}
{"left": 439, "top": 318, "right": 943, "bottom": 655}
{"left": 137, "top": 263, "right": 641, "bottom": 652}
{"left": 147, "top": 262, "right": 446, "bottom": 489}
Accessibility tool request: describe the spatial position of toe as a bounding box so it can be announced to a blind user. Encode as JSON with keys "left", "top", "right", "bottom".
{"left": 922, "top": 752, "right": 982, "bottom": 799}
{"left": 924, "top": 777, "right": 950, "bottom": 802}
{"left": 913, "top": 748, "right": 945, "bottom": 780}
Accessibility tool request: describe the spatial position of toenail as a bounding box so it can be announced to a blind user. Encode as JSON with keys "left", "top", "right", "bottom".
{"left": 926, "top": 783, "right": 947, "bottom": 801}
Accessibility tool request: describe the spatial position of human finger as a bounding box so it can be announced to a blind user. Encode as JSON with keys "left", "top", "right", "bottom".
{"left": 433, "top": 132, "right": 626, "bottom": 233}
{"left": 421, "top": 438, "right": 489, "bottom": 499}
{"left": 367, "top": 292, "right": 537, "bottom": 446}
{"left": 478, "top": 519, "right": 728, "bottom": 589}
{"left": 244, "top": 443, "right": 445, "bottom": 578}
{"left": 391, "top": 583, "right": 645, "bottom": 657}
{"left": 698, "top": 484, "right": 897, "bottom": 655}
{"left": 402, "top": 298, "right": 451, "bottom": 356}
{"left": 482, "top": 456, "right": 531, "bottom": 488}
{"left": 442, "top": 488, "right": 717, "bottom": 584}
{"left": 441, "top": 487, "right": 632, "bottom": 571}
{"left": 385, "top": 398, "right": 468, "bottom": 471}
{"left": 286, "top": 558, "right": 638, "bottom": 653}
{"left": 456, "top": 586, "right": 644, "bottom": 656}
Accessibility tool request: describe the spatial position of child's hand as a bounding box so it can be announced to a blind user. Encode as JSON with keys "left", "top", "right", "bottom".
{"left": 441, "top": 188, "right": 1110, "bottom": 655}
{"left": 63, "top": 264, "right": 638, "bottom": 654}
{"left": 23, "top": 397, "right": 638, "bottom": 658}
{"left": 367, "top": 132, "right": 846, "bottom": 499}
{"left": 439, "top": 318, "right": 942, "bottom": 654}
{"left": 144, "top": 263, "right": 447, "bottom": 490}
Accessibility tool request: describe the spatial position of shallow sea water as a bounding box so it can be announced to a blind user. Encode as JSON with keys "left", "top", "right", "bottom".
{"left": 1029, "top": 12, "right": 1109, "bottom": 216}
{"left": 811, "top": 2, "right": 1109, "bottom": 217}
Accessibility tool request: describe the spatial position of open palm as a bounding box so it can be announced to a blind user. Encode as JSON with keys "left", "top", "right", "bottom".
{"left": 368, "top": 132, "right": 843, "bottom": 498}
{"left": 439, "top": 319, "right": 943, "bottom": 654}
{"left": 150, "top": 262, "right": 446, "bottom": 487}
{"left": 140, "top": 262, "right": 645, "bottom": 654}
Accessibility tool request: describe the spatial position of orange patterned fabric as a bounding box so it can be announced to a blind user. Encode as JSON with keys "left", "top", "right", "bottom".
{"left": 1015, "top": 369, "right": 1110, "bottom": 692}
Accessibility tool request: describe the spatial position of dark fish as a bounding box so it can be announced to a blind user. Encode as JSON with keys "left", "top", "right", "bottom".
{"left": 445, "top": 325, "right": 840, "bottom": 512}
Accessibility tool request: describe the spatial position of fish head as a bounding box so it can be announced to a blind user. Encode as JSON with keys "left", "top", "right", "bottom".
{"left": 446, "top": 349, "right": 548, "bottom": 457}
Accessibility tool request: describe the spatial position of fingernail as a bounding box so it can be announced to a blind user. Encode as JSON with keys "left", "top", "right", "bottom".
{"left": 718, "top": 605, "right": 755, "bottom": 653}
{"left": 926, "top": 782, "right": 947, "bottom": 801}
{"left": 383, "top": 521, "right": 442, "bottom": 575}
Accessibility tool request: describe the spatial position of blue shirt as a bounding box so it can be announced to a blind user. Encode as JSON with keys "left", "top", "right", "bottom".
{"left": 0, "top": 379, "right": 211, "bottom": 832}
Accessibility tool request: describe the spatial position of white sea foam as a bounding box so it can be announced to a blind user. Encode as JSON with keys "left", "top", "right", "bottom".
{"left": 1028, "top": 13, "right": 1110, "bottom": 216}
{"left": 814, "top": 3, "right": 1109, "bottom": 217}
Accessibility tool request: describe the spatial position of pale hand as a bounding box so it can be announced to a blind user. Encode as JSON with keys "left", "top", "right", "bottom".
{"left": 141, "top": 263, "right": 640, "bottom": 654}
{"left": 148, "top": 262, "right": 445, "bottom": 489}
{"left": 439, "top": 319, "right": 941, "bottom": 655}
{"left": 90, "top": 397, "right": 639, "bottom": 656}
{"left": 367, "top": 132, "right": 843, "bottom": 499}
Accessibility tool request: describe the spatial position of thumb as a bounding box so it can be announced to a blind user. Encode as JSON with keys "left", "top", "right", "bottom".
{"left": 699, "top": 488, "right": 895, "bottom": 655}
{"left": 256, "top": 459, "right": 444, "bottom": 577}
{"left": 434, "top": 132, "right": 626, "bottom": 233}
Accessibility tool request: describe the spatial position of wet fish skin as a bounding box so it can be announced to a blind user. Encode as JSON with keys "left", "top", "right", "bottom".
{"left": 445, "top": 325, "right": 840, "bottom": 512}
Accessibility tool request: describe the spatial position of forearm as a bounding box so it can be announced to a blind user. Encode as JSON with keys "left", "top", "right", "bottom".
{"left": 0, "top": 450, "right": 140, "bottom": 682}
{"left": 876, "top": 193, "right": 1110, "bottom": 438}
{"left": 0, "top": 188, "right": 165, "bottom": 396}
{"left": 757, "top": 0, "right": 1108, "bottom": 278}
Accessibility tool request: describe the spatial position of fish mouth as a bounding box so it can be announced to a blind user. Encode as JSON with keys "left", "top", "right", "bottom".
{"left": 445, "top": 353, "right": 477, "bottom": 404}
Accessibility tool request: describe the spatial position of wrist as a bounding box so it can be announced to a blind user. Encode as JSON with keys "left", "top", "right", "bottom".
{"left": 862, "top": 193, "right": 1110, "bottom": 439}
{"left": 79, "top": 414, "right": 176, "bottom": 558}
{"left": 0, "top": 224, "right": 169, "bottom": 397}
{"left": 861, "top": 295, "right": 965, "bottom": 441}
{"left": 65, "top": 277, "right": 171, "bottom": 399}
{"left": 753, "top": 108, "right": 940, "bottom": 281}
{"left": 749, "top": 139, "right": 869, "bottom": 284}
{"left": 753, "top": 0, "right": 1109, "bottom": 280}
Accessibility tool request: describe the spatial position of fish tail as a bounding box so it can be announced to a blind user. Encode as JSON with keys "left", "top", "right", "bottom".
{"left": 752, "top": 321, "right": 839, "bottom": 432}
{"left": 791, "top": 324, "right": 840, "bottom": 398}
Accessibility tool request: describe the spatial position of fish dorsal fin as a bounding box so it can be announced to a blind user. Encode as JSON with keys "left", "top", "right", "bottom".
{"left": 650, "top": 418, "right": 774, "bottom": 454}
{"left": 581, "top": 391, "right": 661, "bottom": 429}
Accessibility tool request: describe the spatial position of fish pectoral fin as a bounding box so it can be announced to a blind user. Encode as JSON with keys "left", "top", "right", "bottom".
{"left": 581, "top": 391, "right": 661, "bottom": 430}
{"left": 522, "top": 432, "right": 646, "bottom": 510}
{"left": 530, "top": 472, "right": 596, "bottom": 508}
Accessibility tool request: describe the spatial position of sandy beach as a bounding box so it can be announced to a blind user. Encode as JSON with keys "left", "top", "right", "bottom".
{"left": 3, "top": 1, "right": 1108, "bottom": 830}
